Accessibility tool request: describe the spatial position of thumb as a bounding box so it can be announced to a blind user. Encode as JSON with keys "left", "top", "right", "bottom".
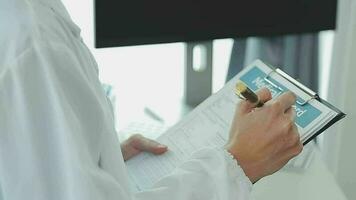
{"left": 131, "top": 135, "right": 168, "bottom": 155}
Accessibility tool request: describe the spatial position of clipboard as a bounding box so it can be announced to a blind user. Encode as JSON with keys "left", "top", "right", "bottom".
{"left": 126, "top": 59, "right": 346, "bottom": 190}
{"left": 261, "top": 62, "right": 346, "bottom": 145}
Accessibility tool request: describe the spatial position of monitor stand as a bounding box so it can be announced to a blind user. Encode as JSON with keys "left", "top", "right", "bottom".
{"left": 184, "top": 41, "right": 213, "bottom": 107}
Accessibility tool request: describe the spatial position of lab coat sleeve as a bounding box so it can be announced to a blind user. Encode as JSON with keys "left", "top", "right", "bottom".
{"left": 135, "top": 147, "right": 253, "bottom": 200}
{"left": 0, "top": 41, "right": 252, "bottom": 200}
{"left": 0, "top": 41, "right": 123, "bottom": 200}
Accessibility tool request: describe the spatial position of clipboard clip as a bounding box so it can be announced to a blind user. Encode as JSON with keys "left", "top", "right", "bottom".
{"left": 264, "top": 68, "right": 319, "bottom": 106}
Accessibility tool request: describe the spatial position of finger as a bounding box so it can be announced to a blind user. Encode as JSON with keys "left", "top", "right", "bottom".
{"left": 277, "top": 134, "right": 302, "bottom": 167}
{"left": 133, "top": 136, "right": 168, "bottom": 155}
{"left": 273, "top": 91, "right": 296, "bottom": 113}
{"left": 285, "top": 138, "right": 303, "bottom": 158}
{"left": 238, "top": 87, "right": 272, "bottom": 114}
{"left": 285, "top": 106, "right": 296, "bottom": 121}
{"left": 287, "top": 123, "right": 300, "bottom": 147}
{"left": 275, "top": 148, "right": 299, "bottom": 172}
{"left": 121, "top": 143, "right": 140, "bottom": 161}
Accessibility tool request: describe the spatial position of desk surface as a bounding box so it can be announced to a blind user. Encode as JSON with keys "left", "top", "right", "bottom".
{"left": 252, "top": 148, "right": 347, "bottom": 200}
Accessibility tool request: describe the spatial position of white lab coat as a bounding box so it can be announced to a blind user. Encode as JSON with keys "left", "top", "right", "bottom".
{"left": 0, "top": 0, "right": 252, "bottom": 199}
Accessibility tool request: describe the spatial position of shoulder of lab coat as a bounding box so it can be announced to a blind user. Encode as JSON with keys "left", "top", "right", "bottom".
{"left": 0, "top": 0, "right": 252, "bottom": 199}
{"left": 0, "top": 0, "right": 82, "bottom": 74}
{"left": 0, "top": 0, "right": 36, "bottom": 68}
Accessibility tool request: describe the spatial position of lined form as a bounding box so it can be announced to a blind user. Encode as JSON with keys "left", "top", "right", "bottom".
{"left": 126, "top": 90, "right": 239, "bottom": 191}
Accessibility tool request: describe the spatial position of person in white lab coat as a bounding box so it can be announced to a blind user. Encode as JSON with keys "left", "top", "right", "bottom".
{"left": 0, "top": 0, "right": 303, "bottom": 199}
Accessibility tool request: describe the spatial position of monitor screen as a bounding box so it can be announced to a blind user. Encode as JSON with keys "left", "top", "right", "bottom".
{"left": 95, "top": 0, "right": 337, "bottom": 48}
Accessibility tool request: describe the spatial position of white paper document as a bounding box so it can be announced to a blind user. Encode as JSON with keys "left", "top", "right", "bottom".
{"left": 125, "top": 60, "right": 340, "bottom": 191}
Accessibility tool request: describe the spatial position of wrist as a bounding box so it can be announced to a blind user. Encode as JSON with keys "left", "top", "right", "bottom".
{"left": 225, "top": 146, "right": 259, "bottom": 183}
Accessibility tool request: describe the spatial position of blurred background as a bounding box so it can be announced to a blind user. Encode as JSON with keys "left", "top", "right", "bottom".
{"left": 62, "top": 0, "right": 334, "bottom": 129}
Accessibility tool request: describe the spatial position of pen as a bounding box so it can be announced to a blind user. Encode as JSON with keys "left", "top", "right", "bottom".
{"left": 144, "top": 107, "right": 165, "bottom": 123}
{"left": 235, "top": 81, "right": 264, "bottom": 107}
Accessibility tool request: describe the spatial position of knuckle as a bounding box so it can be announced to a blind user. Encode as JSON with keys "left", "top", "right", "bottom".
{"left": 268, "top": 102, "right": 282, "bottom": 116}
{"left": 259, "top": 87, "right": 271, "bottom": 97}
{"left": 259, "top": 87, "right": 269, "bottom": 92}
{"left": 263, "top": 87, "right": 272, "bottom": 95}
{"left": 294, "top": 142, "right": 303, "bottom": 156}
{"left": 284, "top": 133, "right": 296, "bottom": 147}
{"left": 286, "top": 119, "right": 294, "bottom": 129}
{"left": 286, "top": 91, "right": 297, "bottom": 101}
{"left": 289, "top": 108, "right": 297, "bottom": 119}
{"left": 129, "top": 134, "right": 143, "bottom": 142}
{"left": 283, "top": 118, "right": 294, "bottom": 132}
{"left": 272, "top": 101, "right": 282, "bottom": 110}
{"left": 292, "top": 132, "right": 300, "bottom": 144}
{"left": 289, "top": 122, "right": 299, "bottom": 137}
{"left": 298, "top": 143, "right": 303, "bottom": 152}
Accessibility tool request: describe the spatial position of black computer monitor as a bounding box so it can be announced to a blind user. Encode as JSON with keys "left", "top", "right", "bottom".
{"left": 95, "top": 0, "right": 337, "bottom": 48}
